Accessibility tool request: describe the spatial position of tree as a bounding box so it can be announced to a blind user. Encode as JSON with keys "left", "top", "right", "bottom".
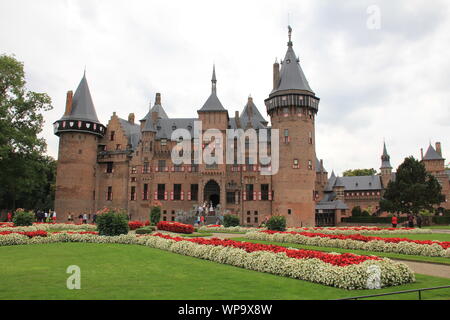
{"left": 0, "top": 54, "right": 53, "bottom": 211}
{"left": 380, "top": 156, "right": 445, "bottom": 215}
{"left": 343, "top": 168, "right": 377, "bottom": 176}
{"left": 149, "top": 206, "right": 161, "bottom": 226}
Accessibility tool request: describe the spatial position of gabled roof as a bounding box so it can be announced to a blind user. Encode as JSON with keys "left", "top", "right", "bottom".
{"left": 199, "top": 65, "right": 226, "bottom": 112}
{"left": 339, "top": 175, "right": 382, "bottom": 191}
{"left": 154, "top": 118, "right": 197, "bottom": 140}
{"left": 61, "top": 73, "right": 100, "bottom": 123}
{"left": 140, "top": 93, "right": 169, "bottom": 121}
{"left": 240, "top": 96, "right": 268, "bottom": 128}
{"left": 315, "top": 157, "right": 327, "bottom": 173}
{"left": 118, "top": 118, "right": 141, "bottom": 150}
{"left": 423, "top": 144, "right": 444, "bottom": 160}
{"left": 271, "top": 27, "right": 314, "bottom": 95}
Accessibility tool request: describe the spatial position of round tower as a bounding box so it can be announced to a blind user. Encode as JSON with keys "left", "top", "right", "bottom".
{"left": 264, "top": 26, "right": 319, "bottom": 227}
{"left": 53, "top": 73, "right": 106, "bottom": 220}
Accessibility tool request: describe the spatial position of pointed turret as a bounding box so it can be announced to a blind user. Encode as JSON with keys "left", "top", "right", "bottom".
{"left": 423, "top": 144, "right": 444, "bottom": 161}
{"left": 54, "top": 72, "right": 106, "bottom": 137}
{"left": 199, "top": 65, "right": 226, "bottom": 112}
{"left": 380, "top": 141, "right": 392, "bottom": 169}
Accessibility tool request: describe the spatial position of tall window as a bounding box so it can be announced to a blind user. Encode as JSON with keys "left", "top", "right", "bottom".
{"left": 106, "top": 162, "right": 114, "bottom": 173}
{"left": 143, "top": 162, "right": 150, "bottom": 173}
{"left": 173, "top": 184, "right": 181, "bottom": 200}
{"left": 107, "top": 186, "right": 113, "bottom": 201}
{"left": 261, "top": 184, "right": 269, "bottom": 200}
{"left": 130, "top": 186, "right": 136, "bottom": 201}
{"left": 110, "top": 131, "right": 115, "bottom": 141}
{"left": 226, "top": 192, "right": 235, "bottom": 204}
{"left": 190, "top": 184, "right": 198, "bottom": 201}
{"left": 158, "top": 160, "right": 166, "bottom": 171}
{"left": 143, "top": 183, "right": 149, "bottom": 200}
{"left": 308, "top": 160, "right": 313, "bottom": 170}
{"left": 246, "top": 184, "right": 254, "bottom": 201}
{"left": 284, "top": 129, "right": 289, "bottom": 143}
{"left": 157, "top": 184, "right": 165, "bottom": 200}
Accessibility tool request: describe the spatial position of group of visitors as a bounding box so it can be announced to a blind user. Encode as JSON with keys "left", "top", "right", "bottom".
{"left": 67, "top": 212, "right": 97, "bottom": 224}
{"left": 195, "top": 201, "right": 220, "bottom": 225}
{"left": 35, "top": 210, "right": 57, "bottom": 223}
{"left": 391, "top": 214, "right": 423, "bottom": 228}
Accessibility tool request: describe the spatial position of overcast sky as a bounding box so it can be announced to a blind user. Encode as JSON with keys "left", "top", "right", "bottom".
{"left": 1, "top": 0, "right": 449, "bottom": 175}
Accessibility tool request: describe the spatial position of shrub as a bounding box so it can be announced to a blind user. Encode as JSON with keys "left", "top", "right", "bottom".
{"left": 13, "top": 210, "right": 35, "bottom": 226}
{"left": 223, "top": 214, "right": 240, "bottom": 227}
{"left": 96, "top": 209, "right": 129, "bottom": 236}
{"left": 149, "top": 206, "right": 161, "bottom": 226}
{"left": 135, "top": 226, "right": 154, "bottom": 235}
{"left": 351, "top": 206, "right": 362, "bottom": 216}
{"left": 266, "top": 215, "right": 286, "bottom": 231}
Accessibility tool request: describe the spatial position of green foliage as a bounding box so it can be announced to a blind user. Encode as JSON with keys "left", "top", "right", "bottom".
{"left": 12, "top": 210, "right": 35, "bottom": 226}
{"left": 0, "top": 54, "right": 54, "bottom": 211}
{"left": 343, "top": 168, "right": 377, "bottom": 176}
{"left": 380, "top": 156, "right": 445, "bottom": 215}
{"left": 266, "top": 215, "right": 286, "bottom": 231}
{"left": 96, "top": 209, "right": 129, "bottom": 236}
{"left": 135, "top": 226, "right": 154, "bottom": 235}
{"left": 342, "top": 216, "right": 408, "bottom": 224}
{"left": 149, "top": 206, "right": 161, "bottom": 226}
{"left": 223, "top": 214, "right": 240, "bottom": 227}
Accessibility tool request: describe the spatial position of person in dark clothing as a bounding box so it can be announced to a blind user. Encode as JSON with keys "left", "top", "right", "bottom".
{"left": 416, "top": 215, "right": 422, "bottom": 228}
{"left": 408, "top": 214, "right": 414, "bottom": 228}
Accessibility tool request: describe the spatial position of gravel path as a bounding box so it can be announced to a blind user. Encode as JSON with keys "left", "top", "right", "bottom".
{"left": 392, "top": 259, "right": 450, "bottom": 279}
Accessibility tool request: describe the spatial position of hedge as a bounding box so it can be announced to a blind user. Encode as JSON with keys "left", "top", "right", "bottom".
{"left": 341, "top": 216, "right": 408, "bottom": 224}
{"left": 432, "top": 216, "right": 450, "bottom": 225}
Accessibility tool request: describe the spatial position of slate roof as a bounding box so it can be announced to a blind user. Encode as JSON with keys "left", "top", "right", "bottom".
{"left": 315, "top": 157, "right": 327, "bottom": 173}
{"left": 240, "top": 97, "right": 268, "bottom": 128}
{"left": 154, "top": 118, "right": 197, "bottom": 140}
{"left": 316, "top": 200, "right": 348, "bottom": 210}
{"left": 61, "top": 74, "right": 100, "bottom": 123}
{"left": 423, "top": 144, "right": 444, "bottom": 160}
{"left": 199, "top": 66, "right": 226, "bottom": 112}
{"left": 380, "top": 142, "right": 392, "bottom": 169}
{"left": 118, "top": 118, "right": 141, "bottom": 150}
{"left": 325, "top": 173, "right": 383, "bottom": 191}
{"left": 271, "top": 28, "right": 314, "bottom": 95}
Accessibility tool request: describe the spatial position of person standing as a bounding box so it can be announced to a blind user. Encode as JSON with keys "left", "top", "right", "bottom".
{"left": 7, "top": 212, "right": 12, "bottom": 222}
{"left": 67, "top": 213, "right": 73, "bottom": 222}
{"left": 391, "top": 215, "right": 398, "bottom": 228}
{"left": 78, "top": 214, "right": 83, "bottom": 224}
{"left": 408, "top": 214, "right": 414, "bottom": 228}
{"left": 52, "top": 211, "right": 57, "bottom": 223}
{"left": 416, "top": 215, "right": 422, "bottom": 228}
{"left": 83, "top": 213, "right": 88, "bottom": 224}
{"left": 93, "top": 213, "right": 97, "bottom": 224}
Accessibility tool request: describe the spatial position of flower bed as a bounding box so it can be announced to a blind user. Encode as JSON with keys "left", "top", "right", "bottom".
{"left": 287, "top": 226, "right": 431, "bottom": 235}
{"left": 128, "top": 221, "right": 144, "bottom": 230}
{"left": 0, "top": 223, "right": 97, "bottom": 232}
{"left": 157, "top": 221, "right": 194, "bottom": 234}
{"left": 0, "top": 232, "right": 414, "bottom": 290}
{"left": 245, "top": 230, "right": 450, "bottom": 258}
{"left": 198, "top": 225, "right": 263, "bottom": 233}
{"left": 0, "top": 230, "right": 48, "bottom": 238}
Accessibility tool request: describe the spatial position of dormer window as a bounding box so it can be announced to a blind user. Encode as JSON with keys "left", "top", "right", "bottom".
{"left": 172, "top": 124, "right": 176, "bottom": 130}
{"left": 161, "top": 139, "right": 167, "bottom": 146}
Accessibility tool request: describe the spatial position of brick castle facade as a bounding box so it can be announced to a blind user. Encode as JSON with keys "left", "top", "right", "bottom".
{"left": 53, "top": 28, "right": 449, "bottom": 227}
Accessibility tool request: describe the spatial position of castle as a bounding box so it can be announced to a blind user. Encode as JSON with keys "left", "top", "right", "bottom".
{"left": 53, "top": 28, "right": 449, "bottom": 227}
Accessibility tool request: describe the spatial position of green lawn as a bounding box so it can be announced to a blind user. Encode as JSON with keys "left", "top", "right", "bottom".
{"left": 0, "top": 243, "right": 449, "bottom": 300}
{"left": 360, "top": 233, "right": 450, "bottom": 242}
{"left": 233, "top": 237, "right": 450, "bottom": 265}
{"left": 424, "top": 226, "right": 450, "bottom": 230}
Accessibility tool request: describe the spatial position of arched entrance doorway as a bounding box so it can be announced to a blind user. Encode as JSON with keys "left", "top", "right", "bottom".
{"left": 204, "top": 180, "right": 220, "bottom": 207}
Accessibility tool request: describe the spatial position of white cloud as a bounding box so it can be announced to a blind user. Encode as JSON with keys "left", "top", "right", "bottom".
{"left": 0, "top": 0, "right": 448, "bottom": 174}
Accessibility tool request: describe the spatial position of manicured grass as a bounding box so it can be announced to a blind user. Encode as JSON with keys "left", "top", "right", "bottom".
{"left": 198, "top": 230, "right": 246, "bottom": 234}
{"left": 180, "top": 233, "right": 212, "bottom": 237}
{"left": 424, "top": 226, "right": 450, "bottom": 230}
{"left": 360, "top": 233, "right": 450, "bottom": 242}
{"left": 232, "top": 237, "right": 450, "bottom": 265}
{"left": 0, "top": 243, "right": 449, "bottom": 300}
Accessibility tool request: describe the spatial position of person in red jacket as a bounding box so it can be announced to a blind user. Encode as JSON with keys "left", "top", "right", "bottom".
{"left": 391, "top": 216, "right": 398, "bottom": 228}
{"left": 7, "top": 212, "right": 12, "bottom": 222}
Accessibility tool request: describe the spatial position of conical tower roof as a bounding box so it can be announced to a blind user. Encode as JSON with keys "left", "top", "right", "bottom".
{"left": 240, "top": 96, "right": 267, "bottom": 127}
{"left": 423, "top": 144, "right": 444, "bottom": 160}
{"left": 199, "top": 65, "right": 226, "bottom": 112}
{"left": 140, "top": 93, "right": 168, "bottom": 121}
{"left": 380, "top": 141, "right": 392, "bottom": 169}
{"left": 61, "top": 73, "right": 100, "bottom": 123}
{"left": 271, "top": 26, "right": 314, "bottom": 95}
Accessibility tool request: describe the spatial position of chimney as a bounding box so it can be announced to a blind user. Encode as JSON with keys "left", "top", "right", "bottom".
{"left": 436, "top": 142, "right": 442, "bottom": 156}
{"left": 320, "top": 159, "right": 324, "bottom": 173}
{"left": 151, "top": 111, "right": 159, "bottom": 124}
{"left": 235, "top": 111, "right": 241, "bottom": 128}
{"left": 64, "top": 91, "right": 73, "bottom": 116}
{"left": 273, "top": 60, "right": 280, "bottom": 90}
{"left": 155, "top": 93, "right": 161, "bottom": 105}
{"left": 128, "top": 113, "right": 135, "bottom": 125}
{"left": 420, "top": 148, "right": 423, "bottom": 160}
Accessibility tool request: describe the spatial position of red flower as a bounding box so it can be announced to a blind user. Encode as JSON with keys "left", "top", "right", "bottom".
{"left": 157, "top": 221, "right": 194, "bottom": 234}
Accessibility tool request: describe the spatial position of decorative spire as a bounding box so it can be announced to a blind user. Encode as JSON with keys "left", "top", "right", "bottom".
{"left": 211, "top": 64, "right": 217, "bottom": 94}
{"left": 380, "top": 141, "right": 392, "bottom": 169}
{"left": 288, "top": 25, "right": 293, "bottom": 47}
